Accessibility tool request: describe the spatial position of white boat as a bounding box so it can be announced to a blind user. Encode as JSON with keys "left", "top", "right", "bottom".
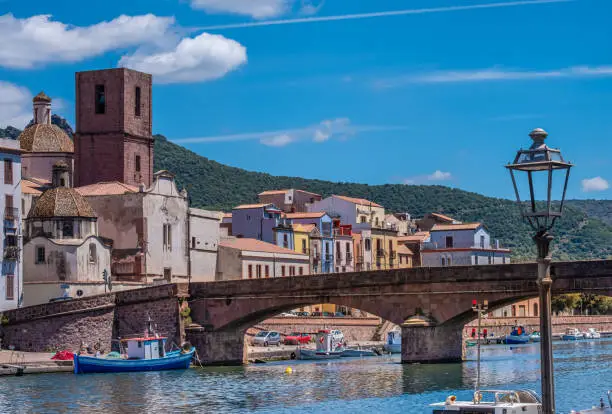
{"left": 562, "top": 328, "right": 584, "bottom": 341}
{"left": 296, "top": 330, "right": 345, "bottom": 360}
{"left": 431, "top": 390, "right": 542, "bottom": 413}
{"left": 530, "top": 331, "right": 541, "bottom": 342}
{"left": 583, "top": 328, "right": 602, "bottom": 339}
{"left": 383, "top": 330, "right": 401, "bottom": 354}
{"left": 341, "top": 347, "right": 379, "bottom": 358}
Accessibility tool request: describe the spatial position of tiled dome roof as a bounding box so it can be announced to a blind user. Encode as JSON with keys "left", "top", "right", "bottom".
{"left": 33, "top": 91, "right": 52, "bottom": 102}
{"left": 28, "top": 188, "right": 96, "bottom": 219}
{"left": 19, "top": 124, "right": 74, "bottom": 153}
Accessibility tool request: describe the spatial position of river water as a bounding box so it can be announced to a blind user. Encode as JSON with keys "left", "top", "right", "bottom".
{"left": 1, "top": 339, "right": 610, "bottom": 413}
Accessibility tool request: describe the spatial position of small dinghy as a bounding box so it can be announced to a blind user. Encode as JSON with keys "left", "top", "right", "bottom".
{"left": 74, "top": 318, "right": 195, "bottom": 374}
{"left": 505, "top": 326, "right": 530, "bottom": 344}
{"left": 530, "top": 331, "right": 541, "bottom": 342}
{"left": 571, "top": 390, "right": 612, "bottom": 413}
{"left": 562, "top": 328, "right": 584, "bottom": 341}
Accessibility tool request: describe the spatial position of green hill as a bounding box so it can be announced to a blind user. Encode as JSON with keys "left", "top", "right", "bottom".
{"left": 153, "top": 134, "right": 612, "bottom": 262}
{"left": 4, "top": 118, "right": 612, "bottom": 261}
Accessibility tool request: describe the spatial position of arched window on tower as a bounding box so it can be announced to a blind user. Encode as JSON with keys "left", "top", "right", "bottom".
{"left": 89, "top": 243, "right": 97, "bottom": 263}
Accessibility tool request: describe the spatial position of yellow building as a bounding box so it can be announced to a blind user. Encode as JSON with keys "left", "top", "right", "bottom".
{"left": 371, "top": 227, "right": 401, "bottom": 270}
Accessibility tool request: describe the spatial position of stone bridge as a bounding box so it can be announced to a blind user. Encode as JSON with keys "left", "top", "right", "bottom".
{"left": 186, "top": 260, "right": 612, "bottom": 365}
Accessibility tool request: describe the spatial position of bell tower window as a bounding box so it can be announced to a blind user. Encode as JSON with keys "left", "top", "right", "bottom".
{"left": 95, "top": 85, "right": 105, "bottom": 114}
{"left": 135, "top": 86, "right": 141, "bottom": 117}
{"left": 135, "top": 155, "right": 141, "bottom": 172}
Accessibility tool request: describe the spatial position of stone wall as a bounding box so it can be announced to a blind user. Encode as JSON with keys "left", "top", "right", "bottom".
{"left": 0, "top": 284, "right": 186, "bottom": 352}
{"left": 464, "top": 315, "right": 612, "bottom": 337}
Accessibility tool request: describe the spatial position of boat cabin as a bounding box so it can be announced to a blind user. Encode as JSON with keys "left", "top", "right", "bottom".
{"left": 122, "top": 336, "right": 168, "bottom": 360}
{"left": 431, "top": 390, "right": 542, "bottom": 413}
{"left": 509, "top": 326, "right": 527, "bottom": 336}
{"left": 315, "top": 330, "right": 343, "bottom": 353}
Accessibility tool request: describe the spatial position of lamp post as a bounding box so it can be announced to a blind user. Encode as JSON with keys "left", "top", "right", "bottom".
{"left": 506, "top": 128, "right": 573, "bottom": 414}
{"left": 472, "top": 299, "right": 488, "bottom": 397}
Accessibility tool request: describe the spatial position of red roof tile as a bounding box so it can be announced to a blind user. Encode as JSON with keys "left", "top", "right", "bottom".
{"left": 76, "top": 181, "right": 139, "bottom": 196}
{"left": 220, "top": 238, "right": 307, "bottom": 255}
{"left": 431, "top": 223, "right": 482, "bottom": 231}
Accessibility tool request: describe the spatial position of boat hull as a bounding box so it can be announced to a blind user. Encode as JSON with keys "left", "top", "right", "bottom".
{"left": 562, "top": 335, "right": 583, "bottom": 341}
{"left": 505, "top": 335, "right": 530, "bottom": 344}
{"left": 341, "top": 348, "right": 378, "bottom": 358}
{"left": 74, "top": 350, "right": 194, "bottom": 374}
{"left": 297, "top": 349, "right": 344, "bottom": 360}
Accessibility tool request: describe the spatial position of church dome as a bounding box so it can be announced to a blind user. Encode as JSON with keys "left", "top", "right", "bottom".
{"left": 28, "top": 187, "right": 96, "bottom": 219}
{"left": 19, "top": 124, "right": 74, "bottom": 153}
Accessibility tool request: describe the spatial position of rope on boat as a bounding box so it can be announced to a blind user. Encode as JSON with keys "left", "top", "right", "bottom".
{"left": 193, "top": 349, "right": 204, "bottom": 369}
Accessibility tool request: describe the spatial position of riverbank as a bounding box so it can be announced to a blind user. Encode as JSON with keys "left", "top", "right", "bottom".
{"left": 0, "top": 350, "right": 72, "bottom": 376}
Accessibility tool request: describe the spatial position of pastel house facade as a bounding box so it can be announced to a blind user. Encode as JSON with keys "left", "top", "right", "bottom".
{"left": 231, "top": 203, "right": 283, "bottom": 244}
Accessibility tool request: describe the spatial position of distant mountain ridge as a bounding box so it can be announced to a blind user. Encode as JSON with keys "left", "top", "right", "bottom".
{"left": 3, "top": 118, "right": 612, "bottom": 261}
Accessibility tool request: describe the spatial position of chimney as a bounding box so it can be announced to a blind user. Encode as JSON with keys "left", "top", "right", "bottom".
{"left": 495, "top": 239, "right": 500, "bottom": 249}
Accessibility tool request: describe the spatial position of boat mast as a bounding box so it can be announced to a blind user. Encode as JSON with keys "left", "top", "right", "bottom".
{"left": 472, "top": 299, "right": 488, "bottom": 400}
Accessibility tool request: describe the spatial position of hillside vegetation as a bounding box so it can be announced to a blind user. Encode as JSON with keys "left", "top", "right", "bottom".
{"left": 153, "top": 135, "right": 612, "bottom": 261}
{"left": 3, "top": 119, "right": 612, "bottom": 261}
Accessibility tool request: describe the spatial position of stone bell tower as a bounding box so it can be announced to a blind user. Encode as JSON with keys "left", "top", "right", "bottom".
{"left": 74, "top": 68, "right": 154, "bottom": 187}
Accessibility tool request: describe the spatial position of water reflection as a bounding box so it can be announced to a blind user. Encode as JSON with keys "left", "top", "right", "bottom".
{"left": 0, "top": 339, "right": 609, "bottom": 413}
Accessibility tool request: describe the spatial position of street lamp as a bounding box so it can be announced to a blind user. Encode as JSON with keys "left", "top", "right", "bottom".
{"left": 506, "top": 128, "right": 573, "bottom": 414}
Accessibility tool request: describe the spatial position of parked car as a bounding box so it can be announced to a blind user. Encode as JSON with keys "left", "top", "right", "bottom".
{"left": 252, "top": 331, "right": 282, "bottom": 347}
{"left": 334, "top": 312, "right": 345, "bottom": 317}
{"left": 284, "top": 332, "right": 312, "bottom": 345}
{"left": 279, "top": 312, "right": 298, "bottom": 317}
{"left": 298, "top": 311, "right": 310, "bottom": 317}
{"left": 311, "top": 312, "right": 322, "bottom": 317}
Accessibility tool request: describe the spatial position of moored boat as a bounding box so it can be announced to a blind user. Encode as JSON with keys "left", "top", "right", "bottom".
{"left": 562, "top": 328, "right": 584, "bottom": 341}
{"left": 296, "top": 329, "right": 344, "bottom": 360}
{"left": 530, "top": 331, "right": 541, "bottom": 342}
{"left": 505, "top": 326, "right": 530, "bottom": 344}
{"left": 583, "top": 328, "right": 602, "bottom": 339}
{"left": 383, "top": 330, "right": 401, "bottom": 354}
{"left": 341, "top": 347, "right": 379, "bottom": 357}
{"left": 572, "top": 390, "right": 612, "bottom": 413}
{"left": 430, "top": 390, "right": 542, "bottom": 413}
{"left": 74, "top": 318, "right": 195, "bottom": 374}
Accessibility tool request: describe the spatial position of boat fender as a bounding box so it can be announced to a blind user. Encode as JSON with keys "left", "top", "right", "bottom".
{"left": 319, "top": 336, "right": 324, "bottom": 344}
{"left": 473, "top": 392, "right": 482, "bottom": 403}
{"left": 445, "top": 395, "right": 456, "bottom": 405}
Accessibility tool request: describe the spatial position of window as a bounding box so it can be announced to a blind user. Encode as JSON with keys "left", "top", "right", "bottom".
{"left": 511, "top": 305, "right": 517, "bottom": 317}
{"left": 441, "top": 257, "right": 446, "bottom": 266}
{"left": 488, "top": 256, "right": 492, "bottom": 265}
{"left": 298, "top": 267, "right": 303, "bottom": 275}
{"left": 336, "top": 267, "right": 339, "bottom": 273}
{"left": 5, "top": 275, "right": 14, "bottom": 300}
{"left": 283, "top": 234, "right": 288, "bottom": 248}
{"left": 502, "top": 256, "right": 506, "bottom": 264}
{"left": 301, "top": 239, "right": 307, "bottom": 253}
{"left": 60, "top": 178, "right": 65, "bottom": 187}
{"left": 135, "top": 155, "right": 141, "bottom": 172}
{"left": 480, "top": 235, "right": 485, "bottom": 248}
{"left": 95, "top": 84, "right": 105, "bottom": 114}
{"left": 445, "top": 236, "right": 453, "bottom": 248}
{"left": 36, "top": 246, "right": 45, "bottom": 264}
{"left": 164, "top": 268, "right": 171, "bottom": 281}
{"left": 346, "top": 242, "right": 351, "bottom": 255}
{"left": 5, "top": 195, "right": 14, "bottom": 219}
{"left": 447, "top": 256, "right": 452, "bottom": 266}
{"left": 533, "top": 303, "right": 539, "bottom": 317}
{"left": 6, "top": 235, "right": 16, "bottom": 247}
{"left": 191, "top": 237, "right": 196, "bottom": 249}
{"left": 248, "top": 264, "right": 253, "bottom": 279}
{"left": 289, "top": 266, "right": 295, "bottom": 276}
{"left": 336, "top": 241, "right": 341, "bottom": 259}
{"left": 89, "top": 243, "right": 97, "bottom": 263}
{"left": 256, "top": 264, "right": 262, "bottom": 278}
{"left": 163, "top": 224, "right": 172, "bottom": 251}
{"left": 62, "top": 220, "right": 74, "bottom": 238}
{"left": 342, "top": 266, "right": 346, "bottom": 272}
{"left": 4, "top": 159, "right": 12, "bottom": 184}
{"left": 281, "top": 266, "right": 286, "bottom": 277}
{"left": 375, "top": 217, "right": 379, "bottom": 227}
{"left": 135, "top": 87, "right": 141, "bottom": 117}
{"left": 360, "top": 216, "right": 367, "bottom": 223}
{"left": 246, "top": 215, "right": 251, "bottom": 221}
{"left": 364, "top": 239, "right": 371, "bottom": 251}
{"left": 265, "top": 265, "right": 270, "bottom": 278}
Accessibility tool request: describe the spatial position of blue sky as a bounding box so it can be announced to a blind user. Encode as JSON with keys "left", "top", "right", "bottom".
{"left": 1, "top": 0, "right": 611, "bottom": 200}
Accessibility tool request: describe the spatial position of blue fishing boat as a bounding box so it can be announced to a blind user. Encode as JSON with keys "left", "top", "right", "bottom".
{"left": 505, "top": 326, "right": 530, "bottom": 344}
{"left": 561, "top": 328, "right": 584, "bottom": 341}
{"left": 74, "top": 318, "right": 195, "bottom": 374}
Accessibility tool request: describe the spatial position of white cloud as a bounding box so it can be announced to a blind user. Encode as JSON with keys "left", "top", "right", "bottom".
{"left": 194, "top": 0, "right": 570, "bottom": 30}
{"left": 0, "top": 81, "right": 32, "bottom": 128}
{"left": 402, "top": 170, "right": 453, "bottom": 185}
{"left": 428, "top": 170, "right": 452, "bottom": 181}
{"left": 581, "top": 177, "right": 609, "bottom": 193}
{"left": 119, "top": 32, "right": 247, "bottom": 84}
{"left": 174, "top": 118, "right": 406, "bottom": 146}
{"left": 260, "top": 134, "right": 294, "bottom": 147}
{"left": 375, "top": 65, "right": 612, "bottom": 88}
{"left": 0, "top": 13, "right": 175, "bottom": 69}
{"left": 190, "top": 0, "right": 292, "bottom": 18}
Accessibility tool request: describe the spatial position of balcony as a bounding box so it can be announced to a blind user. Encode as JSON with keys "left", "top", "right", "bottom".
{"left": 4, "top": 207, "right": 18, "bottom": 220}
{"left": 301, "top": 248, "right": 310, "bottom": 255}
{"left": 3, "top": 246, "right": 19, "bottom": 260}
{"left": 376, "top": 248, "right": 386, "bottom": 258}
{"left": 389, "top": 250, "right": 397, "bottom": 259}
{"left": 324, "top": 254, "right": 333, "bottom": 262}
{"left": 333, "top": 227, "right": 352, "bottom": 237}
{"left": 346, "top": 252, "right": 353, "bottom": 262}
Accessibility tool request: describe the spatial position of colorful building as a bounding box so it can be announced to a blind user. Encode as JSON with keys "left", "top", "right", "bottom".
{"left": 216, "top": 238, "right": 310, "bottom": 280}
{"left": 0, "top": 136, "right": 23, "bottom": 311}
{"left": 397, "top": 231, "right": 430, "bottom": 267}
{"left": 309, "top": 195, "right": 385, "bottom": 227}
{"left": 332, "top": 220, "right": 354, "bottom": 273}
{"left": 258, "top": 189, "right": 322, "bottom": 213}
{"left": 231, "top": 203, "right": 283, "bottom": 243}
{"left": 421, "top": 222, "right": 511, "bottom": 266}
{"left": 285, "top": 212, "right": 334, "bottom": 273}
